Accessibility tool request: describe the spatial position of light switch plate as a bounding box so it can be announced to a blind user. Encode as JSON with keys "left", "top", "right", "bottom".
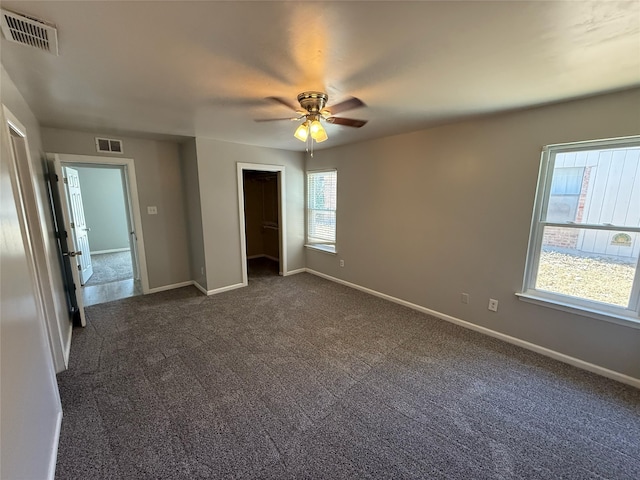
{"left": 147, "top": 206, "right": 158, "bottom": 215}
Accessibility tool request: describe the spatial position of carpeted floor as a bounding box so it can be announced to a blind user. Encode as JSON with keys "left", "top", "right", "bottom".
{"left": 56, "top": 272, "right": 640, "bottom": 479}
{"left": 84, "top": 251, "right": 133, "bottom": 286}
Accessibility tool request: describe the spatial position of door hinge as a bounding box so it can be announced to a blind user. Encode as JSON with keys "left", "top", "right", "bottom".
{"left": 77, "top": 265, "right": 81, "bottom": 271}
{"left": 55, "top": 174, "right": 59, "bottom": 182}
{"left": 63, "top": 177, "right": 68, "bottom": 184}
{"left": 70, "top": 222, "right": 75, "bottom": 228}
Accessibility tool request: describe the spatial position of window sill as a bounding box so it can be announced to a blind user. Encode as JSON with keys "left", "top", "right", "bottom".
{"left": 305, "top": 244, "right": 337, "bottom": 255}
{"left": 516, "top": 292, "right": 640, "bottom": 330}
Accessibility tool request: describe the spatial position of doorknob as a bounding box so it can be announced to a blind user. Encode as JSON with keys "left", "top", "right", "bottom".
{"left": 83, "top": 227, "right": 91, "bottom": 232}
{"left": 63, "top": 251, "right": 83, "bottom": 257}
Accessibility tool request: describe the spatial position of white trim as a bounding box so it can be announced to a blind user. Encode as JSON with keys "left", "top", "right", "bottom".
{"left": 193, "top": 281, "right": 208, "bottom": 295}
{"left": 63, "top": 323, "right": 72, "bottom": 366}
{"left": 2, "top": 104, "right": 63, "bottom": 478}
{"left": 236, "top": 163, "right": 287, "bottom": 287}
{"left": 147, "top": 280, "right": 193, "bottom": 294}
{"left": 522, "top": 136, "right": 640, "bottom": 321}
{"left": 305, "top": 244, "right": 337, "bottom": 254}
{"left": 205, "top": 282, "right": 245, "bottom": 296}
{"left": 151, "top": 280, "right": 246, "bottom": 296}
{"left": 47, "top": 411, "right": 63, "bottom": 480}
{"left": 50, "top": 153, "right": 150, "bottom": 295}
{"left": 306, "top": 169, "right": 338, "bottom": 249}
{"left": 90, "top": 248, "right": 130, "bottom": 255}
{"left": 3, "top": 106, "right": 68, "bottom": 371}
{"left": 305, "top": 269, "right": 640, "bottom": 389}
{"left": 283, "top": 267, "right": 306, "bottom": 276}
{"left": 516, "top": 292, "right": 640, "bottom": 329}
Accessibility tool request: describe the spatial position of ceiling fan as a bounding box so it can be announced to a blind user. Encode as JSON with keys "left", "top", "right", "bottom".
{"left": 255, "top": 91, "right": 367, "bottom": 152}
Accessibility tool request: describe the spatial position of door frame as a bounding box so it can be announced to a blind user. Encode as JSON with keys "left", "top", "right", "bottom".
{"left": 48, "top": 153, "right": 150, "bottom": 295}
{"left": 2, "top": 105, "right": 69, "bottom": 371}
{"left": 237, "top": 162, "right": 287, "bottom": 285}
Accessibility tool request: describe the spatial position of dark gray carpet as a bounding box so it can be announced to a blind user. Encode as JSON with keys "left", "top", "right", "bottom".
{"left": 56, "top": 271, "right": 640, "bottom": 479}
{"left": 84, "top": 251, "right": 133, "bottom": 286}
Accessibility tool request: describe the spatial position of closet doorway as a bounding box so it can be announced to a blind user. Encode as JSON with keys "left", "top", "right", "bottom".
{"left": 237, "top": 163, "right": 286, "bottom": 283}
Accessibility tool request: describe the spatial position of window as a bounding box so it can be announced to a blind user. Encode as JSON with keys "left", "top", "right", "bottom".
{"left": 306, "top": 170, "right": 337, "bottom": 253}
{"left": 521, "top": 136, "right": 640, "bottom": 323}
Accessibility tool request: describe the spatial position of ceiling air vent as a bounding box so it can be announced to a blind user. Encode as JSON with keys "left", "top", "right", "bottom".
{"left": 0, "top": 9, "right": 59, "bottom": 55}
{"left": 95, "top": 137, "right": 124, "bottom": 154}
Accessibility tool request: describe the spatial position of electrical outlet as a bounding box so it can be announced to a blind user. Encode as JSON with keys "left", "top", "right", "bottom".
{"left": 339, "top": 259, "right": 345, "bottom": 267}
{"left": 461, "top": 293, "right": 469, "bottom": 304}
{"left": 200, "top": 266, "right": 205, "bottom": 276}
{"left": 488, "top": 298, "right": 499, "bottom": 312}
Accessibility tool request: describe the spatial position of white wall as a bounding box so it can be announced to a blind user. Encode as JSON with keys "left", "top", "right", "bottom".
{"left": 306, "top": 87, "right": 640, "bottom": 379}
{"left": 75, "top": 166, "right": 130, "bottom": 252}
{"left": 41, "top": 128, "right": 192, "bottom": 289}
{"left": 1, "top": 67, "right": 62, "bottom": 480}
{"left": 195, "top": 138, "right": 305, "bottom": 290}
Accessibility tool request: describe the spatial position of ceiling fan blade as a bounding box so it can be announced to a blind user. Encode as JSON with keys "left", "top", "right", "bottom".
{"left": 327, "top": 96, "right": 365, "bottom": 115}
{"left": 266, "top": 96, "right": 300, "bottom": 112}
{"left": 254, "top": 117, "right": 300, "bottom": 122}
{"left": 326, "top": 117, "right": 368, "bottom": 128}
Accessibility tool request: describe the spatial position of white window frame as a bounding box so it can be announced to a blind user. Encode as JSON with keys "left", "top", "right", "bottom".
{"left": 305, "top": 169, "right": 337, "bottom": 254}
{"left": 518, "top": 135, "right": 640, "bottom": 328}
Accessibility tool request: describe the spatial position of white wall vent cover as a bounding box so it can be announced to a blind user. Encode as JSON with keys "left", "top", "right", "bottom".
{"left": 0, "top": 9, "right": 59, "bottom": 55}
{"left": 95, "top": 137, "right": 124, "bottom": 154}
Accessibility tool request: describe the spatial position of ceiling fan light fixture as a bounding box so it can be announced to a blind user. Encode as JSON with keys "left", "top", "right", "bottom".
{"left": 309, "top": 119, "right": 328, "bottom": 142}
{"left": 294, "top": 121, "right": 309, "bottom": 141}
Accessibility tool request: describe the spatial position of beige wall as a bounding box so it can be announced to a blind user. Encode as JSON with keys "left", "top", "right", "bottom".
{"left": 75, "top": 166, "right": 130, "bottom": 252}
{"left": 41, "top": 128, "right": 192, "bottom": 289}
{"left": 1, "top": 66, "right": 62, "bottom": 479}
{"left": 307, "top": 88, "right": 640, "bottom": 379}
{"left": 195, "top": 138, "right": 305, "bottom": 290}
{"left": 180, "top": 138, "right": 207, "bottom": 289}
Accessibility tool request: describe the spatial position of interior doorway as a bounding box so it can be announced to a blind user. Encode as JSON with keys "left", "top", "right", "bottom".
{"left": 237, "top": 163, "right": 287, "bottom": 285}
{"left": 71, "top": 165, "right": 142, "bottom": 306}
{"left": 48, "top": 153, "right": 149, "bottom": 314}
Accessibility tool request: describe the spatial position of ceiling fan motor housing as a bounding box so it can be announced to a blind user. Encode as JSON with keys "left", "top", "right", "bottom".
{"left": 297, "top": 91, "right": 328, "bottom": 114}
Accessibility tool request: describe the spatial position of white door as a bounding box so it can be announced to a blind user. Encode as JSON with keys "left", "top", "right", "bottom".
{"left": 53, "top": 160, "right": 87, "bottom": 326}
{"left": 63, "top": 167, "right": 93, "bottom": 284}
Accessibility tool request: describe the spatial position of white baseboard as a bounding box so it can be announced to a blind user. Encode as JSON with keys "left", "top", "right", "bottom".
{"left": 48, "top": 410, "right": 63, "bottom": 480}
{"left": 63, "top": 323, "right": 72, "bottom": 369}
{"left": 191, "top": 280, "right": 247, "bottom": 296}
{"left": 91, "top": 248, "right": 130, "bottom": 255}
{"left": 305, "top": 269, "right": 640, "bottom": 389}
{"left": 205, "top": 282, "right": 246, "bottom": 295}
{"left": 283, "top": 268, "right": 306, "bottom": 276}
{"left": 192, "top": 280, "right": 246, "bottom": 296}
{"left": 193, "top": 281, "right": 208, "bottom": 295}
{"left": 147, "top": 281, "right": 194, "bottom": 294}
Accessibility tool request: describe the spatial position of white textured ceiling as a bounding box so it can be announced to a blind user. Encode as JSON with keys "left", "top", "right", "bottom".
{"left": 1, "top": 1, "right": 639, "bottom": 150}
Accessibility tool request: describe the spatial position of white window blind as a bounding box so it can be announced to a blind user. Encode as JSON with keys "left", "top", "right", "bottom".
{"left": 307, "top": 170, "right": 337, "bottom": 249}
